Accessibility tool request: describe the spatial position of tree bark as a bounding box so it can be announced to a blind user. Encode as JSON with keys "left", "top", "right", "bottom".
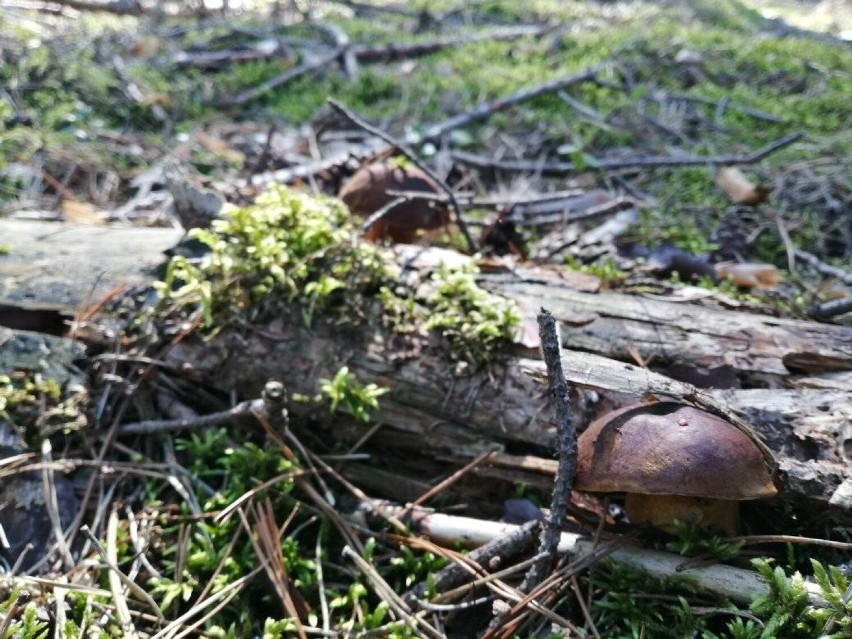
{"left": 2, "top": 224, "right": 850, "bottom": 515}
{"left": 166, "top": 248, "right": 852, "bottom": 514}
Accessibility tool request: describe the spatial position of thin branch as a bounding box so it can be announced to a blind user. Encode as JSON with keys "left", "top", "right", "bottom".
{"left": 807, "top": 296, "right": 852, "bottom": 321}
{"left": 174, "top": 26, "right": 552, "bottom": 71}
{"left": 342, "top": 545, "right": 445, "bottom": 639}
{"left": 43, "top": 0, "right": 142, "bottom": 15}
{"left": 377, "top": 503, "right": 826, "bottom": 605}
{"left": 521, "top": 310, "right": 577, "bottom": 592}
{"left": 408, "top": 446, "right": 500, "bottom": 508}
{"left": 224, "top": 46, "right": 347, "bottom": 106}
{"left": 117, "top": 398, "right": 264, "bottom": 436}
{"left": 795, "top": 248, "right": 852, "bottom": 286}
{"left": 356, "top": 196, "right": 408, "bottom": 238}
{"left": 403, "top": 519, "right": 539, "bottom": 604}
{"left": 451, "top": 131, "right": 804, "bottom": 174}
{"left": 327, "top": 98, "right": 477, "bottom": 252}
{"left": 352, "top": 25, "right": 554, "bottom": 63}
{"left": 422, "top": 66, "right": 602, "bottom": 141}
{"left": 646, "top": 90, "right": 783, "bottom": 124}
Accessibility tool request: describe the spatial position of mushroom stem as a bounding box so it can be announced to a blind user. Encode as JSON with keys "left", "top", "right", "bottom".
{"left": 625, "top": 494, "right": 740, "bottom": 535}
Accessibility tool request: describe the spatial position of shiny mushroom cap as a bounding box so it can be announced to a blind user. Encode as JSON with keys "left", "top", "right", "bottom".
{"left": 575, "top": 402, "right": 777, "bottom": 500}
{"left": 338, "top": 161, "right": 447, "bottom": 243}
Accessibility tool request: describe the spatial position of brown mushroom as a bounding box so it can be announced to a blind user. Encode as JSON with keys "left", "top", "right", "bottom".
{"left": 575, "top": 402, "right": 776, "bottom": 534}
{"left": 338, "top": 161, "right": 448, "bottom": 243}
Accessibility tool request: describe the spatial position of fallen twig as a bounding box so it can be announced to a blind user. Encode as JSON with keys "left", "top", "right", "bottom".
{"left": 422, "top": 66, "right": 602, "bottom": 141}
{"left": 451, "top": 132, "right": 804, "bottom": 174}
{"left": 352, "top": 25, "right": 554, "bottom": 63}
{"left": 117, "top": 397, "right": 264, "bottom": 436}
{"left": 807, "top": 296, "right": 852, "bottom": 321}
{"left": 381, "top": 504, "right": 826, "bottom": 605}
{"left": 224, "top": 46, "right": 348, "bottom": 106}
{"left": 175, "top": 26, "right": 551, "bottom": 71}
{"left": 521, "top": 310, "right": 577, "bottom": 592}
{"left": 342, "top": 545, "right": 445, "bottom": 639}
{"left": 117, "top": 381, "right": 286, "bottom": 437}
{"left": 646, "top": 90, "right": 783, "bottom": 124}
{"left": 217, "top": 144, "right": 385, "bottom": 193}
{"left": 327, "top": 98, "right": 477, "bottom": 251}
{"left": 403, "top": 519, "right": 539, "bottom": 604}
{"left": 356, "top": 196, "right": 407, "bottom": 238}
{"left": 795, "top": 248, "right": 852, "bottom": 286}
{"left": 330, "top": 0, "right": 422, "bottom": 19}
{"left": 44, "top": 0, "right": 142, "bottom": 15}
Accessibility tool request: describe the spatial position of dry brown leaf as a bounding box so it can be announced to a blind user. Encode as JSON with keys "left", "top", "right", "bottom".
{"left": 715, "top": 167, "right": 770, "bottom": 205}
{"left": 127, "top": 36, "right": 161, "bottom": 59}
{"left": 715, "top": 262, "right": 781, "bottom": 288}
{"left": 195, "top": 131, "right": 245, "bottom": 164}
{"left": 61, "top": 200, "right": 106, "bottom": 225}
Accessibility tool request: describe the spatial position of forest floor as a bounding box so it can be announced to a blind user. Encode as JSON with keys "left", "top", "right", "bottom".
{"left": 1, "top": 1, "right": 851, "bottom": 637}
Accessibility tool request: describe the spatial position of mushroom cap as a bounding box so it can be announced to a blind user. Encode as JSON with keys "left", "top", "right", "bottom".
{"left": 575, "top": 402, "right": 777, "bottom": 500}
{"left": 339, "top": 161, "right": 447, "bottom": 243}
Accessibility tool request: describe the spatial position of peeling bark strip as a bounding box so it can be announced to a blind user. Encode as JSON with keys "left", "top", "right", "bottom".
{"left": 486, "top": 275, "right": 852, "bottom": 376}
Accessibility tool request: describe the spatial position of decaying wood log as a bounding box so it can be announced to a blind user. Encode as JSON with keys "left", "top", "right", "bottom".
{"left": 172, "top": 316, "right": 851, "bottom": 514}
{"left": 485, "top": 271, "right": 852, "bottom": 377}
{"left": 163, "top": 247, "right": 852, "bottom": 513}
{"left": 2, "top": 223, "right": 850, "bottom": 516}
{"left": 0, "top": 220, "right": 182, "bottom": 311}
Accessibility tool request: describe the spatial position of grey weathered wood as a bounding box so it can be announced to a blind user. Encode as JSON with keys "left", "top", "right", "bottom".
{"left": 0, "top": 220, "right": 182, "bottom": 311}
{"left": 172, "top": 311, "right": 851, "bottom": 512}
{"left": 486, "top": 275, "right": 852, "bottom": 376}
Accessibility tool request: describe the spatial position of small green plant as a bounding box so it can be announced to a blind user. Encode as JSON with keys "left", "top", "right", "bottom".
{"left": 0, "top": 373, "right": 87, "bottom": 445}
{"left": 808, "top": 559, "right": 852, "bottom": 637}
{"left": 565, "top": 255, "right": 626, "bottom": 285}
{"left": 590, "top": 560, "right": 713, "bottom": 637}
{"left": 3, "top": 602, "right": 48, "bottom": 639}
{"left": 745, "top": 558, "right": 812, "bottom": 637}
{"left": 319, "top": 366, "right": 388, "bottom": 423}
{"left": 721, "top": 558, "right": 852, "bottom": 639}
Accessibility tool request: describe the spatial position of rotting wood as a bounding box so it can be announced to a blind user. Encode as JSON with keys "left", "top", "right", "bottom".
{"left": 0, "top": 220, "right": 182, "bottom": 312}
{"left": 2, "top": 224, "right": 849, "bottom": 513}
{"left": 167, "top": 310, "right": 851, "bottom": 511}
{"left": 484, "top": 271, "right": 852, "bottom": 377}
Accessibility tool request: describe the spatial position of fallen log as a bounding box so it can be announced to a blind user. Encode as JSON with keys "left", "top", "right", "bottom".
{"left": 2, "top": 223, "right": 850, "bottom": 515}
{"left": 163, "top": 247, "right": 852, "bottom": 514}
{"left": 0, "top": 220, "right": 182, "bottom": 312}
{"left": 486, "top": 271, "right": 852, "bottom": 378}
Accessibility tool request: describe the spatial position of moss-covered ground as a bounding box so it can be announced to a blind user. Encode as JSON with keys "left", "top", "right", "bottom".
{"left": 1, "top": 0, "right": 851, "bottom": 636}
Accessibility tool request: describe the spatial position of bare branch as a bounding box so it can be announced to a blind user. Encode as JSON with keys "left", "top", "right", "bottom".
{"left": 452, "top": 132, "right": 804, "bottom": 174}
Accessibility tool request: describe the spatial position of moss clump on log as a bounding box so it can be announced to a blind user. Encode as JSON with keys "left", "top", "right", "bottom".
{"left": 154, "top": 185, "right": 519, "bottom": 365}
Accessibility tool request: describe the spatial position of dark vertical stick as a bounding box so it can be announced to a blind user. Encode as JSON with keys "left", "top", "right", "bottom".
{"left": 521, "top": 309, "right": 577, "bottom": 592}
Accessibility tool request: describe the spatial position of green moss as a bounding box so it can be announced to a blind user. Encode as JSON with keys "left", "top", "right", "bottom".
{"left": 565, "top": 255, "right": 626, "bottom": 286}
{"left": 156, "top": 186, "right": 519, "bottom": 365}
{"left": 156, "top": 186, "right": 391, "bottom": 327}
{"left": 420, "top": 263, "right": 520, "bottom": 366}
{"left": 0, "top": 373, "right": 87, "bottom": 446}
